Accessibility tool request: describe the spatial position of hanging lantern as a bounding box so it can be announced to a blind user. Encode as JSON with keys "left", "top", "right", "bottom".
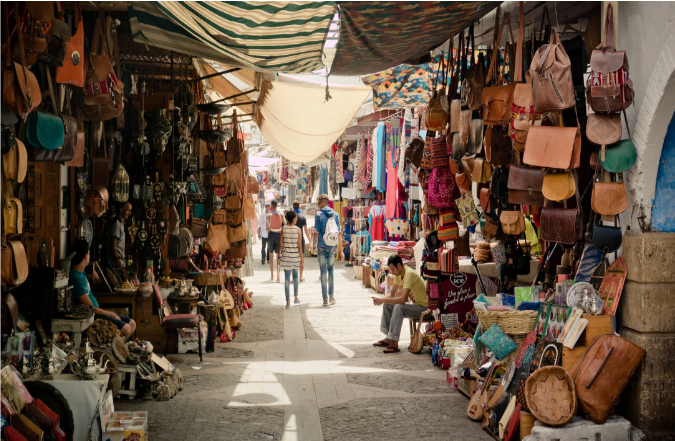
{"left": 111, "top": 164, "right": 130, "bottom": 202}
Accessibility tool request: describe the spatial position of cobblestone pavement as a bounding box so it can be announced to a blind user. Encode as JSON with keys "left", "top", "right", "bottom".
{"left": 116, "top": 241, "right": 490, "bottom": 441}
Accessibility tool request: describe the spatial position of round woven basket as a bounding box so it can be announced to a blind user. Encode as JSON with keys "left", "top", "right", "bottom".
{"left": 525, "top": 366, "right": 577, "bottom": 427}
{"left": 477, "top": 310, "right": 538, "bottom": 334}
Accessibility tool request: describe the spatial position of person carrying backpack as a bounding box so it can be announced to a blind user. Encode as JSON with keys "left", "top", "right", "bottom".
{"left": 312, "top": 194, "right": 342, "bottom": 306}
{"left": 267, "top": 199, "right": 285, "bottom": 282}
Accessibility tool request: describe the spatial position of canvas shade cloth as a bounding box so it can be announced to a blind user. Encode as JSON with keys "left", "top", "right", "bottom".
{"left": 331, "top": 1, "right": 500, "bottom": 76}
{"left": 255, "top": 80, "right": 371, "bottom": 163}
{"left": 128, "top": 1, "right": 336, "bottom": 73}
{"left": 361, "top": 55, "right": 449, "bottom": 110}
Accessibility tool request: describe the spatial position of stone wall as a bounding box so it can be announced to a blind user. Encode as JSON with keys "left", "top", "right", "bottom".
{"left": 618, "top": 231, "right": 675, "bottom": 440}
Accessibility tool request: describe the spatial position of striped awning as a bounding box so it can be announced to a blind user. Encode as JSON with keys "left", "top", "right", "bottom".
{"left": 128, "top": 1, "right": 336, "bottom": 73}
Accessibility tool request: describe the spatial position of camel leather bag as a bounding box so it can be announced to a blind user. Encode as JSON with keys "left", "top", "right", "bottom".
{"left": 483, "top": 84, "right": 515, "bottom": 125}
{"left": 56, "top": 2, "right": 85, "bottom": 86}
{"left": 508, "top": 165, "right": 545, "bottom": 207}
{"left": 529, "top": 30, "right": 575, "bottom": 112}
{"left": 523, "top": 117, "right": 581, "bottom": 170}
{"left": 591, "top": 180, "right": 628, "bottom": 216}
{"left": 500, "top": 210, "right": 526, "bottom": 236}
{"left": 542, "top": 171, "right": 576, "bottom": 202}
{"left": 569, "top": 335, "right": 645, "bottom": 424}
{"left": 1, "top": 240, "right": 28, "bottom": 287}
{"left": 205, "top": 216, "right": 230, "bottom": 254}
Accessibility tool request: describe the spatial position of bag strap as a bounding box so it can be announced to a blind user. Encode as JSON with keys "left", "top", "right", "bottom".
{"left": 3, "top": 3, "right": 11, "bottom": 68}
{"left": 602, "top": 3, "right": 616, "bottom": 50}
{"left": 12, "top": 2, "right": 27, "bottom": 69}
{"left": 539, "top": 7, "right": 551, "bottom": 43}
{"left": 487, "top": 12, "right": 514, "bottom": 84}
{"left": 515, "top": 1, "right": 524, "bottom": 82}
{"left": 46, "top": 70, "right": 59, "bottom": 118}
{"left": 460, "top": 29, "right": 467, "bottom": 81}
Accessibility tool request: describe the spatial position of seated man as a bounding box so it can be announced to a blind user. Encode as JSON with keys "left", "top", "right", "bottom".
{"left": 372, "top": 255, "right": 428, "bottom": 353}
{"left": 70, "top": 239, "right": 136, "bottom": 339}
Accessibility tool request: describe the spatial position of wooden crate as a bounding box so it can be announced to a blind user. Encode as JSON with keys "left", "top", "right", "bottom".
{"left": 116, "top": 364, "right": 141, "bottom": 400}
{"left": 562, "top": 314, "right": 613, "bottom": 370}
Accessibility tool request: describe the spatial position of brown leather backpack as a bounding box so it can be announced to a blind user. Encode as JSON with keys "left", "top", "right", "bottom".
{"left": 586, "top": 4, "right": 633, "bottom": 113}
{"left": 569, "top": 335, "right": 645, "bottom": 424}
{"left": 83, "top": 16, "right": 124, "bottom": 122}
{"left": 529, "top": 29, "right": 575, "bottom": 112}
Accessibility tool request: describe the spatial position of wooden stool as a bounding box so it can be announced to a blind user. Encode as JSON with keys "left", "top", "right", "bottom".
{"left": 409, "top": 313, "right": 435, "bottom": 339}
{"left": 115, "top": 364, "right": 141, "bottom": 400}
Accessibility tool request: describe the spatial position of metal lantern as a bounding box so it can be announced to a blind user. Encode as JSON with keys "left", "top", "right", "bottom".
{"left": 111, "top": 164, "right": 129, "bottom": 202}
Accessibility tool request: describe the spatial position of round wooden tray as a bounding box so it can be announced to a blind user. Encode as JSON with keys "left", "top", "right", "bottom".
{"left": 525, "top": 366, "right": 577, "bottom": 427}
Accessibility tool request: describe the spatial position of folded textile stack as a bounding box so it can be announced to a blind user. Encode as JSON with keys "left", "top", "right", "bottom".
{"left": 396, "top": 241, "right": 416, "bottom": 260}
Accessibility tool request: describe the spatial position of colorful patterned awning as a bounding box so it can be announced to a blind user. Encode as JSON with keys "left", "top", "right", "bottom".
{"left": 361, "top": 55, "right": 449, "bottom": 110}
{"left": 331, "top": 1, "right": 500, "bottom": 76}
{"left": 128, "top": 1, "right": 336, "bottom": 73}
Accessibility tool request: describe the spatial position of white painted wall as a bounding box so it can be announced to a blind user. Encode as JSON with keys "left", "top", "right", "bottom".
{"left": 617, "top": 2, "right": 675, "bottom": 231}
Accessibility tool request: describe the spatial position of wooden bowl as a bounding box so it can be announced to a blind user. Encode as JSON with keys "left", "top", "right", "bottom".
{"left": 525, "top": 366, "right": 577, "bottom": 427}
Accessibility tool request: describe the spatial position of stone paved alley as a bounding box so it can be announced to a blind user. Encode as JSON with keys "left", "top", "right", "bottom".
{"left": 117, "top": 241, "right": 491, "bottom": 441}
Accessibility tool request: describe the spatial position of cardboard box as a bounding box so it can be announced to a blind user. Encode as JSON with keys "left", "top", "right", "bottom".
{"left": 99, "top": 391, "right": 148, "bottom": 441}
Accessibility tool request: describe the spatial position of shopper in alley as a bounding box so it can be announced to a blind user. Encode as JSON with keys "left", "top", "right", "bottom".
{"left": 312, "top": 194, "right": 341, "bottom": 306}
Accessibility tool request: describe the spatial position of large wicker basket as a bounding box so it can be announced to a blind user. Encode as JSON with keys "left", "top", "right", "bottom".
{"left": 477, "top": 310, "right": 538, "bottom": 334}
{"left": 191, "top": 272, "right": 222, "bottom": 286}
{"left": 525, "top": 366, "right": 577, "bottom": 427}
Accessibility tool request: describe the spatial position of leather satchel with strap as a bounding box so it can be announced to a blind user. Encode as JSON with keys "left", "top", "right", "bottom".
{"left": 472, "top": 157, "right": 492, "bottom": 184}
{"left": 205, "top": 213, "right": 230, "bottom": 254}
{"left": 3, "top": 178, "right": 23, "bottom": 237}
{"left": 3, "top": 3, "right": 42, "bottom": 121}
{"left": 500, "top": 209, "right": 526, "bottom": 236}
{"left": 508, "top": 165, "right": 545, "bottom": 207}
{"left": 543, "top": 171, "right": 576, "bottom": 203}
{"left": 540, "top": 173, "right": 583, "bottom": 244}
{"left": 408, "top": 310, "right": 428, "bottom": 354}
{"left": 586, "top": 4, "right": 633, "bottom": 113}
{"left": 483, "top": 12, "right": 516, "bottom": 125}
{"left": 1, "top": 240, "right": 28, "bottom": 287}
{"left": 2, "top": 137, "right": 27, "bottom": 183}
{"left": 591, "top": 173, "right": 628, "bottom": 216}
{"left": 485, "top": 125, "right": 513, "bottom": 166}
{"left": 464, "top": 25, "right": 485, "bottom": 111}
{"left": 523, "top": 107, "right": 582, "bottom": 170}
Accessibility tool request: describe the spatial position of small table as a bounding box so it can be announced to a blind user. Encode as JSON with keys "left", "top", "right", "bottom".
{"left": 51, "top": 316, "right": 95, "bottom": 349}
{"left": 168, "top": 296, "right": 200, "bottom": 314}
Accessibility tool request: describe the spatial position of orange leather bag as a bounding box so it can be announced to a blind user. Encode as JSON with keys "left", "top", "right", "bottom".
{"left": 56, "top": 2, "right": 85, "bottom": 87}
{"left": 523, "top": 109, "right": 581, "bottom": 170}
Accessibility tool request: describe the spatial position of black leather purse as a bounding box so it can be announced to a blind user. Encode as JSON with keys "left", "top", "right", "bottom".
{"left": 591, "top": 216, "right": 622, "bottom": 254}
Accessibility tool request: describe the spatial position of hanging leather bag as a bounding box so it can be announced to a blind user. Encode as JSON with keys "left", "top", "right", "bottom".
{"left": 529, "top": 29, "right": 575, "bottom": 112}
{"left": 540, "top": 182, "right": 582, "bottom": 244}
{"left": 243, "top": 192, "right": 255, "bottom": 220}
{"left": 500, "top": 210, "right": 526, "bottom": 236}
{"left": 586, "top": 5, "right": 634, "bottom": 113}
{"left": 591, "top": 217, "right": 623, "bottom": 254}
{"left": 41, "top": 2, "right": 71, "bottom": 67}
{"left": 483, "top": 82, "right": 516, "bottom": 126}
{"left": 464, "top": 26, "right": 485, "bottom": 111}
{"left": 3, "top": 182, "right": 23, "bottom": 237}
{"left": 225, "top": 193, "right": 241, "bottom": 210}
{"left": 485, "top": 125, "right": 513, "bottom": 165}
{"left": 226, "top": 208, "right": 242, "bottom": 227}
{"left": 508, "top": 165, "right": 545, "bottom": 207}
{"left": 205, "top": 213, "right": 230, "bottom": 254}
{"left": 227, "top": 223, "right": 248, "bottom": 243}
{"left": 1, "top": 240, "right": 28, "bottom": 287}
{"left": 471, "top": 157, "right": 492, "bottom": 184}
{"left": 225, "top": 240, "right": 247, "bottom": 259}
{"left": 3, "top": 138, "right": 27, "bottom": 184}
{"left": 542, "top": 171, "right": 576, "bottom": 202}
{"left": 586, "top": 113, "right": 621, "bottom": 147}
{"left": 83, "top": 16, "right": 124, "bottom": 121}
{"left": 56, "top": 1, "right": 85, "bottom": 86}
{"left": 11, "top": 2, "right": 53, "bottom": 66}
{"left": 569, "top": 335, "right": 645, "bottom": 424}
{"left": 405, "top": 136, "right": 425, "bottom": 169}
{"left": 523, "top": 109, "right": 581, "bottom": 170}
{"left": 591, "top": 177, "right": 628, "bottom": 216}
{"left": 3, "top": 3, "right": 42, "bottom": 121}
{"left": 189, "top": 218, "right": 208, "bottom": 239}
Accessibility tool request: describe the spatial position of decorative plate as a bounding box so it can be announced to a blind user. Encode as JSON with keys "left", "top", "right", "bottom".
{"left": 525, "top": 366, "right": 577, "bottom": 427}
{"left": 79, "top": 220, "right": 93, "bottom": 245}
{"left": 111, "top": 337, "right": 129, "bottom": 363}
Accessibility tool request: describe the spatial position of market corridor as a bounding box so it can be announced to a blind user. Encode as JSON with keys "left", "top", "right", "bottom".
{"left": 117, "top": 242, "right": 490, "bottom": 441}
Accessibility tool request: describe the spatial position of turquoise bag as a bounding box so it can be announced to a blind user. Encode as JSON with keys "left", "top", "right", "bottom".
{"left": 26, "top": 112, "right": 64, "bottom": 150}
{"left": 600, "top": 139, "right": 637, "bottom": 173}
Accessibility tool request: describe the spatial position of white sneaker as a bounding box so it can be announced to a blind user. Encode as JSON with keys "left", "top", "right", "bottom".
{"left": 294, "top": 297, "right": 301, "bottom": 304}
{"left": 329, "top": 297, "right": 336, "bottom": 305}
{"left": 322, "top": 300, "right": 328, "bottom": 307}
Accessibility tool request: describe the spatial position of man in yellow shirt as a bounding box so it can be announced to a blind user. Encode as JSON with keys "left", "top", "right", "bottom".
{"left": 372, "top": 255, "right": 429, "bottom": 353}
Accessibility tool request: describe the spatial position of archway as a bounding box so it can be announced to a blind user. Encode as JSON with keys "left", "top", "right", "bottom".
{"left": 625, "top": 34, "right": 675, "bottom": 231}
{"left": 652, "top": 113, "right": 675, "bottom": 231}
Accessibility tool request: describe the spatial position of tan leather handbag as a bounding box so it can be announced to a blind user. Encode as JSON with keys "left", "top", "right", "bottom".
{"left": 227, "top": 224, "right": 248, "bottom": 245}
{"left": 225, "top": 194, "right": 241, "bottom": 210}
{"left": 591, "top": 179, "right": 628, "bottom": 216}
{"left": 449, "top": 99, "right": 462, "bottom": 133}
{"left": 586, "top": 113, "right": 621, "bottom": 147}
{"left": 500, "top": 210, "right": 526, "bottom": 236}
{"left": 529, "top": 29, "right": 575, "bottom": 112}
{"left": 2, "top": 138, "right": 27, "bottom": 183}
{"left": 225, "top": 208, "right": 242, "bottom": 227}
{"left": 523, "top": 118, "right": 581, "bottom": 170}
{"left": 242, "top": 193, "right": 255, "bottom": 220}
{"left": 1, "top": 240, "right": 28, "bottom": 287}
{"left": 471, "top": 157, "right": 492, "bottom": 183}
{"left": 205, "top": 218, "right": 230, "bottom": 254}
{"left": 483, "top": 83, "right": 515, "bottom": 125}
{"left": 542, "top": 171, "right": 576, "bottom": 202}
{"left": 212, "top": 172, "right": 226, "bottom": 186}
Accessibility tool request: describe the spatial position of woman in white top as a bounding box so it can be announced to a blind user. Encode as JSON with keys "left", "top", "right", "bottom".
{"left": 279, "top": 210, "right": 304, "bottom": 308}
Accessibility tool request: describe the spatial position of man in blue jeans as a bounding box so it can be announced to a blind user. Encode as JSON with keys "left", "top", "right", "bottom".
{"left": 312, "top": 194, "right": 342, "bottom": 306}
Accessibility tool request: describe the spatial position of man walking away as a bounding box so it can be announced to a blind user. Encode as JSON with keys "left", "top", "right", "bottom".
{"left": 267, "top": 199, "right": 285, "bottom": 282}
{"left": 293, "top": 201, "right": 310, "bottom": 282}
{"left": 312, "top": 194, "right": 341, "bottom": 306}
{"left": 372, "top": 255, "right": 429, "bottom": 353}
{"left": 258, "top": 202, "right": 270, "bottom": 265}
